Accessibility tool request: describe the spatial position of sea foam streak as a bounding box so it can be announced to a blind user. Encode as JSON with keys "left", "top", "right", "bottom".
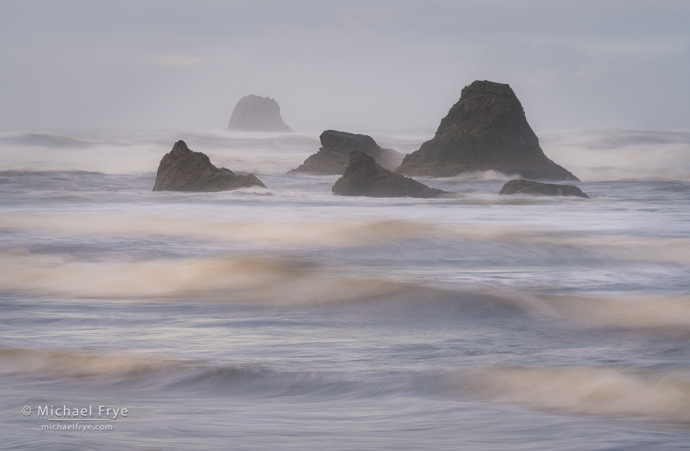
{"left": 0, "top": 347, "right": 179, "bottom": 378}
{"left": 457, "top": 367, "right": 690, "bottom": 423}
{"left": 2, "top": 214, "right": 690, "bottom": 263}
{"left": 0, "top": 252, "right": 419, "bottom": 302}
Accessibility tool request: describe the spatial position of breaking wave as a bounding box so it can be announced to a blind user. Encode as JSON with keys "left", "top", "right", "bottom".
{"left": 456, "top": 366, "right": 690, "bottom": 424}
{"left": 540, "top": 129, "right": 690, "bottom": 181}
{"left": 5, "top": 346, "right": 690, "bottom": 424}
{"left": 0, "top": 347, "right": 407, "bottom": 397}
{"left": 2, "top": 214, "right": 690, "bottom": 264}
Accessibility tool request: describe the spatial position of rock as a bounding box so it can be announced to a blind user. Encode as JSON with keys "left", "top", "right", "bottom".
{"left": 289, "top": 130, "right": 404, "bottom": 175}
{"left": 227, "top": 95, "right": 292, "bottom": 132}
{"left": 499, "top": 179, "right": 588, "bottom": 198}
{"left": 153, "top": 140, "right": 266, "bottom": 192}
{"left": 395, "top": 80, "right": 578, "bottom": 181}
{"left": 332, "top": 150, "right": 450, "bottom": 198}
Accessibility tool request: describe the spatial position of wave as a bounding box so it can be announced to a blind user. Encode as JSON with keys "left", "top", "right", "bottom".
{"left": 455, "top": 366, "right": 690, "bottom": 424}
{"left": 0, "top": 133, "right": 95, "bottom": 149}
{"left": 0, "top": 250, "right": 527, "bottom": 316}
{"left": 534, "top": 295, "right": 690, "bottom": 333}
{"left": 540, "top": 129, "right": 690, "bottom": 181}
{"left": 3, "top": 128, "right": 688, "bottom": 180}
{"left": 0, "top": 347, "right": 179, "bottom": 379}
{"left": 0, "top": 252, "right": 433, "bottom": 303}
{"left": 0, "top": 130, "right": 322, "bottom": 175}
{"left": 0, "top": 347, "right": 403, "bottom": 398}
{"left": 3, "top": 214, "right": 690, "bottom": 264}
{"left": 1, "top": 250, "right": 688, "bottom": 335}
{"left": 5, "top": 347, "right": 690, "bottom": 424}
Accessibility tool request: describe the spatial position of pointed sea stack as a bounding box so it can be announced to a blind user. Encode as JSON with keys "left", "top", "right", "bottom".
{"left": 288, "top": 130, "right": 404, "bottom": 175}
{"left": 153, "top": 140, "right": 265, "bottom": 192}
{"left": 332, "top": 150, "right": 449, "bottom": 198}
{"left": 395, "top": 80, "right": 578, "bottom": 181}
{"left": 227, "top": 95, "right": 292, "bottom": 132}
{"left": 499, "top": 180, "right": 588, "bottom": 198}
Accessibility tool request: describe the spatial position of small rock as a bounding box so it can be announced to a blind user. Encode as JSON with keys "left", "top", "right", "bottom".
{"left": 289, "top": 130, "right": 404, "bottom": 175}
{"left": 332, "top": 150, "right": 450, "bottom": 198}
{"left": 499, "top": 179, "right": 588, "bottom": 198}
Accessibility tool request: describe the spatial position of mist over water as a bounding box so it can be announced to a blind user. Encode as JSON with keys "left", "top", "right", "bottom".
{"left": 1, "top": 128, "right": 690, "bottom": 450}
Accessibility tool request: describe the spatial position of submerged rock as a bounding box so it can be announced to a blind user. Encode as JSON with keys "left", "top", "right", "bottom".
{"left": 332, "top": 150, "right": 449, "bottom": 198}
{"left": 395, "top": 80, "right": 578, "bottom": 181}
{"left": 288, "top": 130, "right": 404, "bottom": 175}
{"left": 153, "top": 140, "right": 265, "bottom": 192}
{"left": 499, "top": 179, "right": 588, "bottom": 198}
{"left": 227, "top": 95, "right": 292, "bottom": 132}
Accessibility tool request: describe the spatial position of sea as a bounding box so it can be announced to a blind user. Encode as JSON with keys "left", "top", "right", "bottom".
{"left": 0, "top": 128, "right": 689, "bottom": 450}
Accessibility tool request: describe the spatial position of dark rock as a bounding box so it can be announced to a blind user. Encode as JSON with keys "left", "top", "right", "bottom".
{"left": 289, "top": 130, "right": 404, "bottom": 175}
{"left": 227, "top": 95, "right": 292, "bottom": 132}
{"left": 153, "top": 140, "right": 266, "bottom": 192}
{"left": 395, "top": 80, "right": 578, "bottom": 181}
{"left": 332, "top": 150, "right": 450, "bottom": 198}
{"left": 499, "top": 179, "right": 588, "bottom": 198}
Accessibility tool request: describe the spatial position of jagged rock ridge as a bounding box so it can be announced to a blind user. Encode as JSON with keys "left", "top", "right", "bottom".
{"left": 499, "top": 179, "right": 588, "bottom": 198}
{"left": 153, "top": 140, "right": 265, "bottom": 192}
{"left": 332, "top": 150, "right": 449, "bottom": 198}
{"left": 289, "top": 130, "right": 404, "bottom": 175}
{"left": 395, "top": 80, "right": 578, "bottom": 181}
{"left": 227, "top": 95, "right": 292, "bottom": 132}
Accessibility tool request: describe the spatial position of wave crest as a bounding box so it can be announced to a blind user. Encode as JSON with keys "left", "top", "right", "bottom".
{"left": 457, "top": 366, "right": 690, "bottom": 423}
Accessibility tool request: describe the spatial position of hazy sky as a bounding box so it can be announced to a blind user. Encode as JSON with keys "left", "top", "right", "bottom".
{"left": 1, "top": 0, "right": 688, "bottom": 132}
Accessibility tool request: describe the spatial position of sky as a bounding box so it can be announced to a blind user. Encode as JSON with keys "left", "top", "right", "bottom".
{"left": 1, "top": 0, "right": 689, "bottom": 133}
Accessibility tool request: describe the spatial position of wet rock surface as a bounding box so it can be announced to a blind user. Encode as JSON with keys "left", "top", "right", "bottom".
{"left": 499, "top": 179, "right": 589, "bottom": 198}
{"left": 289, "top": 130, "right": 404, "bottom": 175}
{"left": 332, "top": 150, "right": 450, "bottom": 198}
{"left": 153, "top": 140, "right": 265, "bottom": 192}
{"left": 395, "top": 80, "right": 578, "bottom": 181}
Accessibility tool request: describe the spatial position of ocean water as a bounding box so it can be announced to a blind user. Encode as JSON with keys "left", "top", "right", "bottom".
{"left": 0, "top": 128, "right": 689, "bottom": 450}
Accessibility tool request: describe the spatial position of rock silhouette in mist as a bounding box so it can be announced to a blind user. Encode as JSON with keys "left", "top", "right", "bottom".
{"left": 332, "top": 150, "right": 449, "bottom": 198}
{"left": 499, "top": 179, "right": 588, "bottom": 198}
{"left": 395, "top": 80, "right": 578, "bottom": 181}
{"left": 153, "top": 140, "right": 265, "bottom": 192}
{"left": 289, "top": 130, "right": 404, "bottom": 175}
{"left": 227, "top": 95, "right": 292, "bottom": 132}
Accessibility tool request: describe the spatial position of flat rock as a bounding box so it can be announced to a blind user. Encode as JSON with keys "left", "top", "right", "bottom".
{"left": 153, "top": 140, "right": 266, "bottom": 192}
{"left": 332, "top": 150, "right": 450, "bottom": 198}
{"left": 395, "top": 80, "right": 578, "bottom": 181}
{"left": 499, "top": 179, "right": 588, "bottom": 198}
{"left": 289, "top": 130, "right": 404, "bottom": 175}
{"left": 227, "top": 95, "right": 292, "bottom": 132}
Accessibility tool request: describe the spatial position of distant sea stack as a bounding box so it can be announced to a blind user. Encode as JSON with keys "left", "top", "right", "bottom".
{"left": 395, "top": 80, "right": 578, "bottom": 181}
{"left": 153, "top": 140, "right": 265, "bottom": 192}
{"left": 499, "top": 180, "right": 588, "bottom": 198}
{"left": 288, "top": 130, "right": 404, "bottom": 175}
{"left": 227, "top": 95, "right": 292, "bottom": 132}
{"left": 332, "top": 150, "right": 449, "bottom": 198}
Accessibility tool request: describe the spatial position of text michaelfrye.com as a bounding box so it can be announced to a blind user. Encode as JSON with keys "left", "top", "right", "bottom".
{"left": 22, "top": 405, "right": 128, "bottom": 432}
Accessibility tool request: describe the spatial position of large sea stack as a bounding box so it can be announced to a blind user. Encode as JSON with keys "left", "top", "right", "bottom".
{"left": 332, "top": 150, "right": 449, "bottom": 198}
{"left": 153, "top": 140, "right": 265, "bottom": 192}
{"left": 288, "top": 130, "right": 404, "bottom": 175}
{"left": 395, "top": 80, "right": 578, "bottom": 181}
{"left": 227, "top": 95, "right": 292, "bottom": 132}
